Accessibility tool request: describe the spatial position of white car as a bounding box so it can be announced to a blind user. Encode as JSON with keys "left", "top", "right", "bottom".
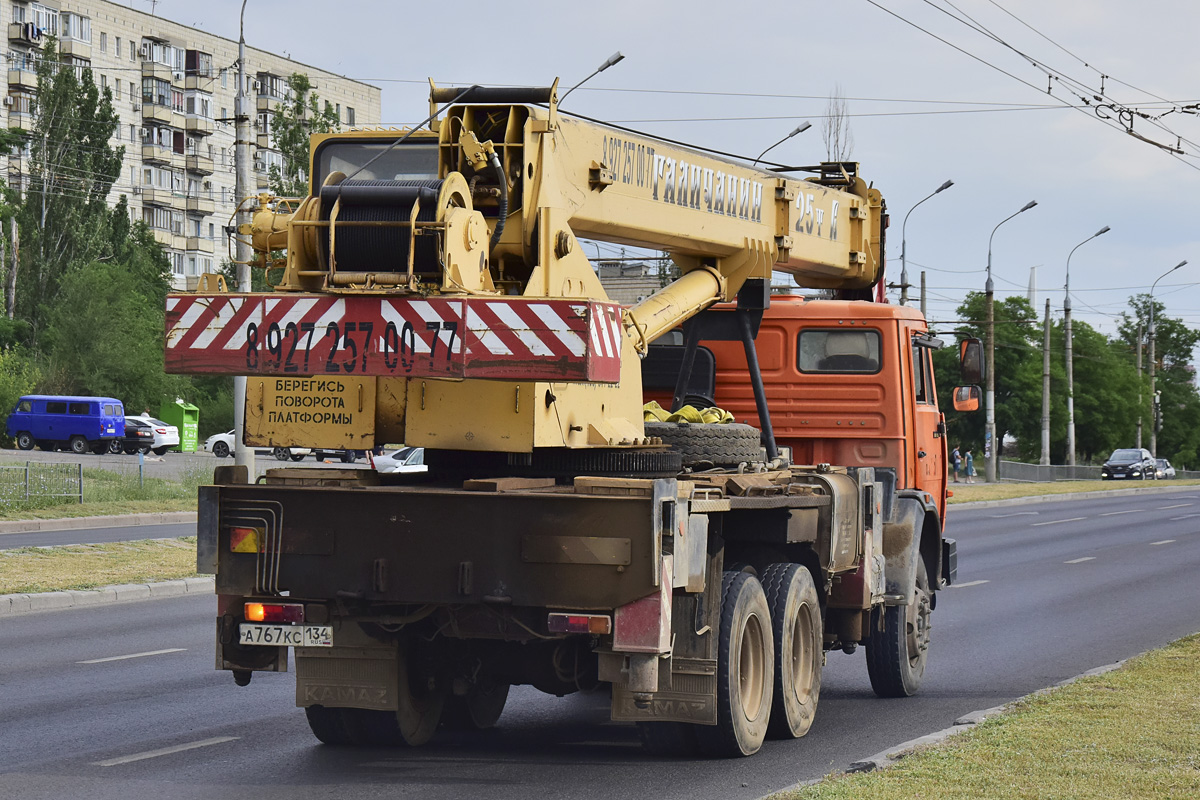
{"left": 374, "top": 447, "right": 426, "bottom": 474}
{"left": 204, "top": 430, "right": 236, "bottom": 458}
{"left": 128, "top": 416, "right": 180, "bottom": 455}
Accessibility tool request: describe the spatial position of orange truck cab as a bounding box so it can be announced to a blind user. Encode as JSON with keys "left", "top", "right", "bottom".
{"left": 643, "top": 294, "right": 948, "bottom": 525}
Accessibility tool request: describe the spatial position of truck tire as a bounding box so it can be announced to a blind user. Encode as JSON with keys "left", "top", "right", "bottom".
{"left": 15, "top": 431, "right": 33, "bottom": 450}
{"left": 637, "top": 721, "right": 699, "bottom": 756}
{"left": 695, "top": 570, "right": 773, "bottom": 757}
{"left": 69, "top": 436, "right": 88, "bottom": 455}
{"left": 644, "top": 422, "right": 763, "bottom": 467}
{"left": 304, "top": 705, "right": 359, "bottom": 745}
{"left": 865, "top": 558, "right": 931, "bottom": 698}
{"left": 441, "top": 679, "right": 509, "bottom": 730}
{"left": 761, "top": 563, "right": 822, "bottom": 739}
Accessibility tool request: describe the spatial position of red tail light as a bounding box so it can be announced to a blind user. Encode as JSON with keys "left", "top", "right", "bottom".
{"left": 547, "top": 613, "right": 612, "bottom": 635}
{"left": 244, "top": 602, "right": 304, "bottom": 623}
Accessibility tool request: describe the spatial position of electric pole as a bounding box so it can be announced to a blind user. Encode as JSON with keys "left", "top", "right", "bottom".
{"left": 233, "top": 0, "right": 255, "bottom": 480}
{"left": 1040, "top": 298, "right": 1050, "bottom": 466}
{"left": 1136, "top": 320, "right": 1143, "bottom": 449}
{"left": 985, "top": 201, "right": 1038, "bottom": 483}
{"left": 1149, "top": 260, "right": 1188, "bottom": 457}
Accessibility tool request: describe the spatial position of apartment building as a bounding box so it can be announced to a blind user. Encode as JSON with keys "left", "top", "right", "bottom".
{"left": 3, "top": 0, "right": 380, "bottom": 288}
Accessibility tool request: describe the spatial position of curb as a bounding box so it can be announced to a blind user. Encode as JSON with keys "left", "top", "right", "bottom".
{"left": 0, "top": 576, "right": 214, "bottom": 617}
{"left": 948, "top": 483, "right": 1198, "bottom": 510}
{"left": 0, "top": 511, "right": 197, "bottom": 535}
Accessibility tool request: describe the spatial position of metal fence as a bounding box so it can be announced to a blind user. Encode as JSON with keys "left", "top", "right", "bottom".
{"left": 0, "top": 462, "right": 83, "bottom": 506}
{"left": 998, "top": 460, "right": 1200, "bottom": 482}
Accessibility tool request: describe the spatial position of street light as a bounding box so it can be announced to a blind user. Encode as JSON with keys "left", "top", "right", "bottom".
{"left": 752, "top": 122, "right": 812, "bottom": 166}
{"left": 560, "top": 52, "right": 625, "bottom": 104}
{"left": 1062, "top": 226, "right": 1111, "bottom": 468}
{"left": 899, "top": 179, "right": 954, "bottom": 305}
{"left": 985, "top": 200, "right": 1038, "bottom": 483}
{"left": 1149, "top": 260, "right": 1188, "bottom": 456}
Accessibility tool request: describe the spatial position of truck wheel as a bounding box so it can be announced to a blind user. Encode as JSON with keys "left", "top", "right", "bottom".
{"left": 69, "top": 436, "right": 88, "bottom": 455}
{"left": 442, "top": 679, "right": 509, "bottom": 730}
{"left": 643, "top": 422, "right": 763, "bottom": 467}
{"left": 212, "top": 441, "right": 230, "bottom": 458}
{"left": 304, "top": 705, "right": 359, "bottom": 745}
{"left": 15, "top": 431, "right": 33, "bottom": 450}
{"left": 637, "top": 721, "right": 699, "bottom": 756}
{"left": 865, "top": 558, "right": 931, "bottom": 698}
{"left": 761, "top": 563, "right": 822, "bottom": 739}
{"left": 695, "top": 570, "right": 773, "bottom": 757}
{"left": 273, "top": 447, "right": 291, "bottom": 462}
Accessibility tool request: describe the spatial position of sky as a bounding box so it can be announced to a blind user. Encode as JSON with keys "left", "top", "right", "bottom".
{"left": 167, "top": 0, "right": 1200, "bottom": 342}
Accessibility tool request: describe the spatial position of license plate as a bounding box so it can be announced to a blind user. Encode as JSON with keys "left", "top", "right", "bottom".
{"left": 239, "top": 623, "right": 333, "bottom": 648}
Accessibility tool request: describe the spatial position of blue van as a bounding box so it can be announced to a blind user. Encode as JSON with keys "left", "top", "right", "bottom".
{"left": 5, "top": 395, "right": 125, "bottom": 454}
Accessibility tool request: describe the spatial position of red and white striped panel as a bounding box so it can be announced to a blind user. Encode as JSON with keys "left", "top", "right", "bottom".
{"left": 165, "top": 294, "right": 623, "bottom": 382}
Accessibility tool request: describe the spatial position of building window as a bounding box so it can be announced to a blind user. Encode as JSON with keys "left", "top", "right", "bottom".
{"left": 31, "top": 3, "right": 60, "bottom": 37}
{"left": 61, "top": 13, "right": 90, "bottom": 43}
{"left": 116, "top": 36, "right": 121, "bottom": 55}
{"left": 129, "top": 124, "right": 135, "bottom": 141}
{"left": 130, "top": 41, "right": 136, "bottom": 61}
{"left": 99, "top": 32, "right": 107, "bottom": 52}
{"left": 220, "top": 69, "right": 227, "bottom": 89}
{"left": 335, "top": 103, "right": 340, "bottom": 121}
{"left": 347, "top": 107, "right": 355, "bottom": 126}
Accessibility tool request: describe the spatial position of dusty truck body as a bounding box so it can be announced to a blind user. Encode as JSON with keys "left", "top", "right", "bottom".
{"left": 170, "top": 84, "right": 974, "bottom": 757}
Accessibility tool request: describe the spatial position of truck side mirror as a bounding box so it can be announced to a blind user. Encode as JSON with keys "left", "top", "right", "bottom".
{"left": 959, "top": 338, "right": 983, "bottom": 385}
{"left": 952, "top": 385, "right": 981, "bottom": 412}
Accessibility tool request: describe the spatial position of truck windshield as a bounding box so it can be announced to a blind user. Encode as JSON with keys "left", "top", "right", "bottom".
{"left": 312, "top": 141, "right": 439, "bottom": 188}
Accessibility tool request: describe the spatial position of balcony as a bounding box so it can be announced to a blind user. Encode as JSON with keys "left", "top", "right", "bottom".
{"left": 151, "top": 228, "right": 172, "bottom": 247}
{"left": 141, "top": 61, "right": 173, "bottom": 81}
{"left": 7, "top": 69, "right": 36, "bottom": 90}
{"left": 185, "top": 194, "right": 215, "bottom": 214}
{"left": 184, "top": 71, "right": 213, "bottom": 91}
{"left": 9, "top": 113, "right": 34, "bottom": 132}
{"left": 256, "top": 132, "right": 271, "bottom": 150}
{"left": 8, "top": 23, "right": 44, "bottom": 48}
{"left": 141, "top": 144, "right": 172, "bottom": 165}
{"left": 185, "top": 116, "right": 213, "bottom": 136}
{"left": 185, "top": 154, "right": 214, "bottom": 175}
{"left": 186, "top": 236, "right": 214, "bottom": 253}
{"left": 142, "top": 103, "right": 173, "bottom": 124}
{"left": 59, "top": 39, "right": 91, "bottom": 58}
{"left": 139, "top": 187, "right": 174, "bottom": 206}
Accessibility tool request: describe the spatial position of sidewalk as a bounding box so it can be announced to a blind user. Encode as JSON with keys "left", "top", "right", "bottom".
{"left": 0, "top": 576, "right": 214, "bottom": 617}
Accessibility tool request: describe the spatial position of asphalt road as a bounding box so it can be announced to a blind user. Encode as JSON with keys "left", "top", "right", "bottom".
{"left": 2, "top": 490, "right": 1199, "bottom": 800}
{"left": 0, "top": 522, "right": 196, "bottom": 549}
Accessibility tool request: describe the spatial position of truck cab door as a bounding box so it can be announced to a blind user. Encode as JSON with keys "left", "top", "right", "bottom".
{"left": 910, "top": 339, "right": 946, "bottom": 519}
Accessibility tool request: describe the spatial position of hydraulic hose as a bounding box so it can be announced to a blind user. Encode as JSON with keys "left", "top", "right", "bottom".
{"left": 489, "top": 151, "right": 508, "bottom": 251}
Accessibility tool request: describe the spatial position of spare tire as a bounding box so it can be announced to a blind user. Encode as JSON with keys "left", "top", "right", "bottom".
{"left": 644, "top": 421, "right": 763, "bottom": 467}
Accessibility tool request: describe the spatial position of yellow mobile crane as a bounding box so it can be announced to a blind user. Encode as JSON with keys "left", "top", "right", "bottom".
{"left": 169, "top": 83, "right": 967, "bottom": 757}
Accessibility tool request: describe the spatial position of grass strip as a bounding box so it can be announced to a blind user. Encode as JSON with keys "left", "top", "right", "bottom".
{"left": 0, "top": 537, "right": 203, "bottom": 594}
{"left": 775, "top": 633, "right": 1200, "bottom": 800}
{"left": 947, "top": 478, "right": 1200, "bottom": 504}
{"left": 0, "top": 463, "right": 209, "bottom": 520}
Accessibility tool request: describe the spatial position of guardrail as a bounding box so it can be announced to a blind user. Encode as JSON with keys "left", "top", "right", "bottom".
{"left": 0, "top": 462, "right": 83, "bottom": 506}
{"left": 998, "top": 460, "right": 1200, "bottom": 482}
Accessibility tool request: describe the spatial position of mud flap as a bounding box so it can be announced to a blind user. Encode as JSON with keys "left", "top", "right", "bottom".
{"left": 295, "top": 643, "right": 401, "bottom": 711}
{"left": 611, "top": 656, "right": 717, "bottom": 724}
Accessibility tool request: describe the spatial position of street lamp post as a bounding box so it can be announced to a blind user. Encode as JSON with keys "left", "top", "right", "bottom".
{"left": 900, "top": 180, "right": 954, "bottom": 306}
{"left": 1063, "top": 226, "right": 1111, "bottom": 467}
{"left": 985, "top": 200, "right": 1038, "bottom": 483}
{"left": 752, "top": 122, "right": 812, "bottom": 166}
{"left": 1149, "top": 260, "right": 1188, "bottom": 456}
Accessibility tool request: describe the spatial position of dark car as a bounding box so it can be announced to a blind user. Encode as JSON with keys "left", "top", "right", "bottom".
{"left": 108, "top": 417, "right": 155, "bottom": 455}
{"left": 1101, "top": 448, "right": 1156, "bottom": 480}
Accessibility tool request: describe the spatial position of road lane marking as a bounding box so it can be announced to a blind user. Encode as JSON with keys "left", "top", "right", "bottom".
{"left": 988, "top": 512, "right": 1038, "bottom": 518}
{"left": 1065, "top": 557, "right": 1095, "bottom": 564}
{"left": 1032, "top": 517, "right": 1086, "bottom": 526}
{"left": 78, "top": 648, "right": 186, "bottom": 664}
{"left": 1158, "top": 503, "right": 1193, "bottom": 510}
{"left": 1170, "top": 514, "right": 1200, "bottom": 521}
{"left": 949, "top": 580, "right": 990, "bottom": 588}
{"left": 1150, "top": 540, "right": 1176, "bottom": 546}
{"left": 93, "top": 736, "right": 239, "bottom": 767}
{"left": 1100, "top": 510, "right": 1138, "bottom": 516}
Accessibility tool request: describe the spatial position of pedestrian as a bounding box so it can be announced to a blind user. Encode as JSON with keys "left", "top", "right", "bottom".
{"left": 964, "top": 448, "right": 975, "bottom": 483}
{"left": 951, "top": 444, "right": 962, "bottom": 483}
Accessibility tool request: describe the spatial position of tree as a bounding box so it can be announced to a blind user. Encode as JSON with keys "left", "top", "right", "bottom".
{"left": 821, "top": 85, "right": 854, "bottom": 162}
{"left": 16, "top": 38, "right": 122, "bottom": 342}
{"left": 933, "top": 292, "right": 1042, "bottom": 458}
{"left": 268, "top": 73, "right": 341, "bottom": 198}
